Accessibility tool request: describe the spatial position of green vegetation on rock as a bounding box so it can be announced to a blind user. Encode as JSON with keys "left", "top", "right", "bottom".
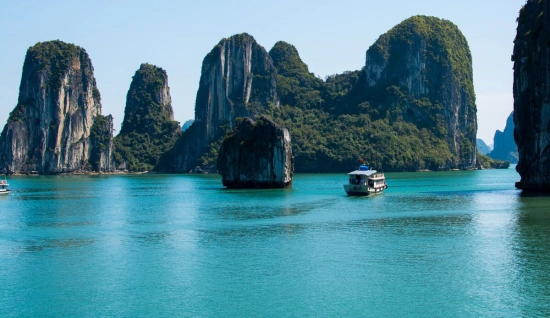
{"left": 8, "top": 40, "right": 95, "bottom": 125}
{"left": 114, "top": 63, "right": 181, "bottom": 172}
{"left": 268, "top": 106, "right": 453, "bottom": 172}
{"left": 477, "top": 154, "right": 510, "bottom": 169}
{"left": 155, "top": 16, "right": 477, "bottom": 173}
{"left": 364, "top": 16, "right": 476, "bottom": 152}
{"left": 261, "top": 15, "right": 476, "bottom": 172}
{"left": 89, "top": 114, "right": 113, "bottom": 171}
{"left": 476, "top": 139, "right": 491, "bottom": 155}
{"left": 24, "top": 40, "right": 91, "bottom": 95}
{"left": 197, "top": 124, "right": 231, "bottom": 171}
{"left": 269, "top": 41, "right": 325, "bottom": 110}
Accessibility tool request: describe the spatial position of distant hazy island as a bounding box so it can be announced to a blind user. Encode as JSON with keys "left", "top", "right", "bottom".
{"left": 0, "top": 15, "right": 511, "bottom": 175}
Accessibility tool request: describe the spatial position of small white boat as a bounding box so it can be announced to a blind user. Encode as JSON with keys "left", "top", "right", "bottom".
{"left": 344, "top": 165, "right": 387, "bottom": 196}
{"left": 0, "top": 177, "right": 11, "bottom": 195}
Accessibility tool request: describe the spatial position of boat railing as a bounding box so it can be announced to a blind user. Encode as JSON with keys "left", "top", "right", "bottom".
{"left": 369, "top": 173, "right": 385, "bottom": 179}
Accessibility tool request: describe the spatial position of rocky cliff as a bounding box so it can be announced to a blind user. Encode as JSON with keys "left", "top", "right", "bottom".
{"left": 488, "top": 111, "right": 518, "bottom": 163}
{"left": 196, "top": 33, "right": 278, "bottom": 141}
{"left": 513, "top": 0, "right": 550, "bottom": 190}
{"left": 113, "top": 63, "right": 181, "bottom": 172}
{"left": 157, "top": 33, "right": 278, "bottom": 172}
{"left": 217, "top": 116, "right": 293, "bottom": 188}
{"left": 269, "top": 41, "right": 324, "bottom": 109}
{"left": 364, "top": 16, "right": 478, "bottom": 169}
{"left": 158, "top": 20, "right": 478, "bottom": 173}
{"left": 182, "top": 119, "right": 194, "bottom": 132}
{"left": 0, "top": 40, "right": 113, "bottom": 174}
{"left": 477, "top": 139, "right": 491, "bottom": 155}
{"left": 89, "top": 114, "right": 115, "bottom": 172}
{"left": 265, "top": 16, "right": 478, "bottom": 172}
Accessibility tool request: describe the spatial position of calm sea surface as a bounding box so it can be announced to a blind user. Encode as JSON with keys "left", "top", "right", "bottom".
{"left": 1, "top": 167, "right": 550, "bottom": 317}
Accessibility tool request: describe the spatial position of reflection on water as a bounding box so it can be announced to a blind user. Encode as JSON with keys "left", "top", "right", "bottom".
{"left": 213, "top": 197, "right": 341, "bottom": 220}
{"left": 25, "top": 220, "right": 99, "bottom": 228}
{"left": 19, "top": 238, "right": 95, "bottom": 253}
{"left": 132, "top": 231, "right": 172, "bottom": 245}
{"left": 3, "top": 168, "right": 550, "bottom": 316}
{"left": 349, "top": 213, "right": 475, "bottom": 237}
{"left": 511, "top": 194, "right": 550, "bottom": 315}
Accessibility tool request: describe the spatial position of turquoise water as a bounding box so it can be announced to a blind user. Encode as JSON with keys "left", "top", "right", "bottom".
{"left": 1, "top": 167, "right": 550, "bottom": 317}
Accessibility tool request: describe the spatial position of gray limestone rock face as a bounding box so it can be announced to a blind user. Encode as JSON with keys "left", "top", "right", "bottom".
{"left": 365, "top": 16, "right": 478, "bottom": 170}
{"left": 0, "top": 40, "right": 113, "bottom": 174}
{"left": 195, "top": 33, "right": 278, "bottom": 142}
{"left": 217, "top": 116, "right": 293, "bottom": 188}
{"left": 89, "top": 114, "right": 115, "bottom": 172}
{"left": 513, "top": 0, "right": 550, "bottom": 190}
{"left": 157, "top": 33, "right": 278, "bottom": 173}
{"left": 119, "top": 63, "right": 176, "bottom": 135}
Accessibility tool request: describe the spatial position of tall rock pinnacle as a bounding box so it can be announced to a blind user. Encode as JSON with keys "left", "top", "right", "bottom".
{"left": 114, "top": 63, "right": 181, "bottom": 172}
{"left": 0, "top": 40, "right": 113, "bottom": 174}
{"left": 513, "top": 0, "right": 550, "bottom": 190}
{"left": 157, "top": 33, "right": 278, "bottom": 172}
{"left": 365, "top": 16, "right": 478, "bottom": 169}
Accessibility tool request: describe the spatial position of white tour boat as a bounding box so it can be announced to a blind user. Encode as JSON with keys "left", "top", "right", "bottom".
{"left": 344, "top": 165, "right": 387, "bottom": 196}
{"left": 0, "top": 177, "right": 11, "bottom": 195}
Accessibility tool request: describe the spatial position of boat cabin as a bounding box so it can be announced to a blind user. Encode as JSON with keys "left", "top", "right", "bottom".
{"left": 0, "top": 179, "right": 10, "bottom": 194}
{"left": 348, "top": 165, "right": 380, "bottom": 185}
{"left": 344, "top": 164, "right": 387, "bottom": 196}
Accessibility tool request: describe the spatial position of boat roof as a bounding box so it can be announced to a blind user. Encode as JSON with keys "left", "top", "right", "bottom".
{"left": 348, "top": 169, "right": 377, "bottom": 176}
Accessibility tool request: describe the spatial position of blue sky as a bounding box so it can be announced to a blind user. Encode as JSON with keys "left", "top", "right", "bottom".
{"left": 0, "top": 0, "right": 525, "bottom": 144}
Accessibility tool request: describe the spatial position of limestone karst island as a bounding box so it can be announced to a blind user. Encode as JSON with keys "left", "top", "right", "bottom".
{"left": 512, "top": 0, "right": 550, "bottom": 191}
{"left": 5, "top": 2, "right": 550, "bottom": 317}
{"left": 1, "top": 9, "right": 547, "bottom": 191}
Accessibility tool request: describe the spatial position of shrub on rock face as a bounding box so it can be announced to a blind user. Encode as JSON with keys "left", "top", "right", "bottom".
{"left": 217, "top": 116, "right": 293, "bottom": 189}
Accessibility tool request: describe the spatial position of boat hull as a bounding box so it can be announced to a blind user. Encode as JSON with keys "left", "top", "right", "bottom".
{"left": 343, "top": 184, "right": 386, "bottom": 196}
{"left": 0, "top": 190, "right": 11, "bottom": 195}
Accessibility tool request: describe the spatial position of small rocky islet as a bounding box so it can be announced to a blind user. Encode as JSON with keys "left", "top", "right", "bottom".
{"left": 0, "top": 6, "right": 547, "bottom": 191}
{"left": 217, "top": 116, "right": 293, "bottom": 189}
